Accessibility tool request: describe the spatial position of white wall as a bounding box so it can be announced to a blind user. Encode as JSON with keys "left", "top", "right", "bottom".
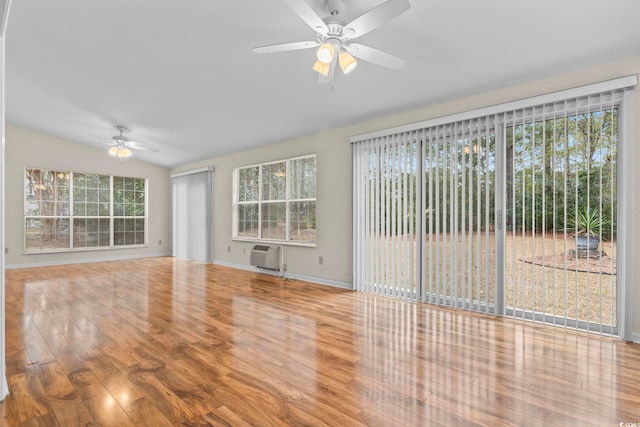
{"left": 5, "top": 124, "right": 172, "bottom": 267}
{"left": 172, "top": 129, "right": 352, "bottom": 287}
{"left": 0, "top": 4, "right": 10, "bottom": 401}
{"left": 173, "top": 55, "right": 640, "bottom": 336}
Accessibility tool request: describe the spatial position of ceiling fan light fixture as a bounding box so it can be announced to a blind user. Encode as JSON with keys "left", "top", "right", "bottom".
{"left": 312, "top": 60, "right": 330, "bottom": 76}
{"left": 316, "top": 42, "right": 335, "bottom": 64}
{"left": 109, "top": 146, "right": 133, "bottom": 158}
{"left": 338, "top": 51, "right": 357, "bottom": 74}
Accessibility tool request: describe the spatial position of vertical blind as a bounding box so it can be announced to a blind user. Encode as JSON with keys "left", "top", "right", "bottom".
{"left": 423, "top": 119, "right": 497, "bottom": 313}
{"left": 172, "top": 167, "right": 214, "bottom": 263}
{"left": 353, "top": 119, "right": 496, "bottom": 312}
{"left": 353, "top": 134, "right": 419, "bottom": 299}
{"left": 503, "top": 93, "right": 621, "bottom": 333}
{"left": 352, "top": 76, "right": 635, "bottom": 336}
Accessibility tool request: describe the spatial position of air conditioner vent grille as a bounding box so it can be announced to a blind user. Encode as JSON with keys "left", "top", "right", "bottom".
{"left": 249, "top": 244, "right": 281, "bottom": 270}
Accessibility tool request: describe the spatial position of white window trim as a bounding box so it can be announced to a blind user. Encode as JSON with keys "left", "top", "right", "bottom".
{"left": 232, "top": 154, "right": 317, "bottom": 247}
{"left": 24, "top": 168, "right": 148, "bottom": 254}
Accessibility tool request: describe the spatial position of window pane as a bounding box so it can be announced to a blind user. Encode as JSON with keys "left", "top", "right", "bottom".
{"left": 238, "top": 203, "right": 259, "bottom": 238}
{"left": 114, "top": 218, "right": 145, "bottom": 246}
{"left": 73, "top": 202, "right": 86, "bottom": 217}
{"left": 99, "top": 233, "right": 111, "bottom": 246}
{"left": 290, "top": 201, "right": 316, "bottom": 242}
{"left": 114, "top": 178, "right": 145, "bottom": 217}
{"left": 99, "top": 175, "right": 110, "bottom": 188}
{"left": 289, "top": 157, "right": 316, "bottom": 200}
{"left": 86, "top": 174, "right": 98, "bottom": 188}
{"left": 73, "top": 187, "right": 83, "bottom": 202}
{"left": 113, "top": 180, "right": 125, "bottom": 203}
{"left": 73, "top": 218, "right": 110, "bottom": 248}
{"left": 86, "top": 203, "right": 98, "bottom": 217}
{"left": 86, "top": 188, "right": 98, "bottom": 202}
{"left": 99, "top": 203, "right": 110, "bottom": 216}
{"left": 99, "top": 189, "right": 110, "bottom": 203}
{"left": 261, "top": 202, "right": 286, "bottom": 240}
{"left": 239, "top": 167, "right": 259, "bottom": 202}
{"left": 262, "top": 162, "right": 286, "bottom": 201}
{"left": 74, "top": 173, "right": 109, "bottom": 217}
{"left": 25, "top": 217, "right": 70, "bottom": 250}
{"left": 114, "top": 176, "right": 124, "bottom": 190}
{"left": 25, "top": 168, "right": 70, "bottom": 216}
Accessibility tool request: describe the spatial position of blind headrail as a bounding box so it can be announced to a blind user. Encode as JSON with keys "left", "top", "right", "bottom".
{"left": 350, "top": 74, "right": 638, "bottom": 143}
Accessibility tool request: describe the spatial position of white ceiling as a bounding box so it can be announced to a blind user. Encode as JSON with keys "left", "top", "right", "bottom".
{"left": 6, "top": 0, "right": 640, "bottom": 168}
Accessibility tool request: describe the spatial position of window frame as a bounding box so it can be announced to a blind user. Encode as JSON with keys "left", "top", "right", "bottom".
{"left": 232, "top": 154, "right": 316, "bottom": 247}
{"left": 24, "top": 168, "right": 148, "bottom": 254}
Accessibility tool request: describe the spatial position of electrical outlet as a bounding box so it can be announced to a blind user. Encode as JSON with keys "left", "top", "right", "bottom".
{"left": 158, "top": 240, "right": 162, "bottom": 245}
{"left": 283, "top": 264, "right": 287, "bottom": 272}
{"left": 319, "top": 256, "right": 324, "bottom": 265}
{"left": 227, "top": 245, "right": 231, "bottom": 252}
{"left": 4, "top": 247, "right": 8, "bottom": 254}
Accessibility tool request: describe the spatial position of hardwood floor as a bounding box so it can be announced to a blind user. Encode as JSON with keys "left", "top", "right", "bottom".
{"left": 1, "top": 257, "right": 639, "bottom": 426}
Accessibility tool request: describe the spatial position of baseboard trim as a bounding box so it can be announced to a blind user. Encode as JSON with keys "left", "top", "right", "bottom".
{"left": 212, "top": 260, "right": 352, "bottom": 290}
{"left": 631, "top": 332, "right": 640, "bottom": 344}
{"left": 5, "top": 252, "right": 171, "bottom": 270}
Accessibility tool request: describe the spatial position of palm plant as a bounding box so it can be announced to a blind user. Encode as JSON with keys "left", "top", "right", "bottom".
{"left": 566, "top": 207, "right": 610, "bottom": 237}
{"left": 566, "top": 207, "right": 610, "bottom": 253}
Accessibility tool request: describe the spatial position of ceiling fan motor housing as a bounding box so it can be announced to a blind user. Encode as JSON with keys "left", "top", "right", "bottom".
{"left": 326, "top": 0, "right": 345, "bottom": 17}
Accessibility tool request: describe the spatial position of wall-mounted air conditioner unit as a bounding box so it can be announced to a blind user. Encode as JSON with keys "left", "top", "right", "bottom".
{"left": 250, "top": 245, "right": 281, "bottom": 270}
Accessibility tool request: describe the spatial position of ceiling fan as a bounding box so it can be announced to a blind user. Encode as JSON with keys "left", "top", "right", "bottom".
{"left": 253, "top": 0, "right": 410, "bottom": 79}
{"left": 100, "top": 126, "right": 158, "bottom": 159}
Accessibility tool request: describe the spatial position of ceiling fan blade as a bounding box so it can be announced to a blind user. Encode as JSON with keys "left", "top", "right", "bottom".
{"left": 127, "top": 141, "right": 158, "bottom": 152}
{"left": 89, "top": 133, "right": 109, "bottom": 141}
{"left": 343, "top": 0, "right": 410, "bottom": 39}
{"left": 253, "top": 40, "right": 320, "bottom": 54}
{"left": 346, "top": 43, "right": 406, "bottom": 70}
{"left": 282, "top": 0, "right": 329, "bottom": 35}
{"left": 128, "top": 145, "right": 158, "bottom": 153}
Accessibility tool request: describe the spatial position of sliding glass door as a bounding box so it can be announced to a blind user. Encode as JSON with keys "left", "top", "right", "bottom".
{"left": 353, "top": 82, "right": 632, "bottom": 337}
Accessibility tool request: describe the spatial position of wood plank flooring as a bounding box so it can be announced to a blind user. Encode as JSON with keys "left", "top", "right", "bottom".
{"left": 1, "top": 257, "right": 639, "bottom": 426}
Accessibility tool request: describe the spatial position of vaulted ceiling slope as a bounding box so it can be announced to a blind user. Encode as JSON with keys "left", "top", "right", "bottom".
{"left": 6, "top": 0, "right": 640, "bottom": 168}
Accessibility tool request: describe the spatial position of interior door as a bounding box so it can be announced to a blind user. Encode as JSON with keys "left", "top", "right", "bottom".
{"left": 171, "top": 168, "right": 214, "bottom": 263}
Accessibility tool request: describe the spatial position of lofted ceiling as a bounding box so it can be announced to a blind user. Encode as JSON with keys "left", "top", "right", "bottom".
{"left": 6, "top": 0, "right": 640, "bottom": 168}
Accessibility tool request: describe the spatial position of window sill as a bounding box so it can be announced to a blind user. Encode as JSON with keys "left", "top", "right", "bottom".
{"left": 24, "top": 244, "right": 148, "bottom": 255}
{"left": 232, "top": 238, "right": 316, "bottom": 248}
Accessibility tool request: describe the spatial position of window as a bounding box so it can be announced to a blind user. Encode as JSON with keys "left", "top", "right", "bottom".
{"left": 24, "top": 168, "right": 147, "bottom": 252}
{"left": 233, "top": 155, "right": 316, "bottom": 245}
